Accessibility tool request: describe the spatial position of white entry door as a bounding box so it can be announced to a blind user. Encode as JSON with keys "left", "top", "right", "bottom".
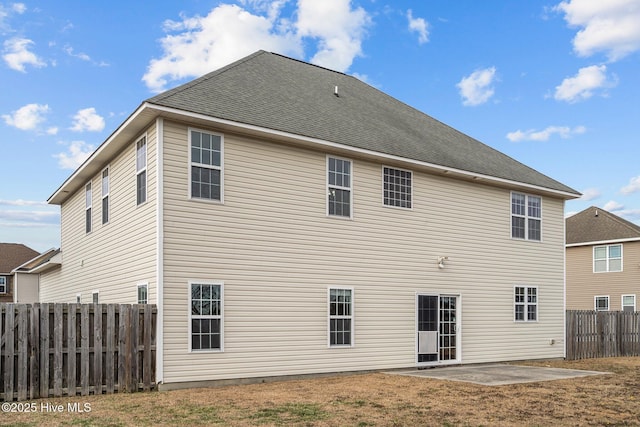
{"left": 416, "top": 294, "right": 460, "bottom": 364}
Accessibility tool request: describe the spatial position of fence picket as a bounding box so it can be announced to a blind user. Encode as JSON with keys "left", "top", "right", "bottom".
{"left": 0, "top": 303, "right": 156, "bottom": 402}
{"left": 566, "top": 310, "right": 640, "bottom": 360}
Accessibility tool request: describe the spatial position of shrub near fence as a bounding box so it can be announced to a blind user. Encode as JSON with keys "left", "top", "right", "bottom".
{"left": 566, "top": 310, "right": 640, "bottom": 360}
{"left": 0, "top": 303, "right": 157, "bottom": 402}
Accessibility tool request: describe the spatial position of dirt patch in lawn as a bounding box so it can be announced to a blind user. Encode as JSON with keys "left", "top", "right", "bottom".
{"left": 2, "top": 357, "right": 639, "bottom": 426}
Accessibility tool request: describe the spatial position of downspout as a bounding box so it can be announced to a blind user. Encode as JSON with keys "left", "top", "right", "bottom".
{"left": 155, "top": 117, "right": 164, "bottom": 384}
{"left": 562, "top": 199, "right": 567, "bottom": 359}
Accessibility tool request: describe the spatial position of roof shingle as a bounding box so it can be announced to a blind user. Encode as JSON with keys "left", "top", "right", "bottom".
{"left": 0, "top": 243, "right": 40, "bottom": 273}
{"left": 566, "top": 206, "right": 640, "bottom": 245}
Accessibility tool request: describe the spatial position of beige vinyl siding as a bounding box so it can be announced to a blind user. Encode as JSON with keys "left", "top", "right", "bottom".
{"left": 14, "top": 272, "right": 39, "bottom": 303}
{"left": 161, "top": 120, "right": 565, "bottom": 384}
{"left": 566, "top": 241, "right": 640, "bottom": 311}
{"left": 40, "top": 125, "right": 158, "bottom": 304}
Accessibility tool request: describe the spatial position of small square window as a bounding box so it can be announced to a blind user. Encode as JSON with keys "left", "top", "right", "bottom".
{"left": 595, "top": 296, "right": 609, "bottom": 311}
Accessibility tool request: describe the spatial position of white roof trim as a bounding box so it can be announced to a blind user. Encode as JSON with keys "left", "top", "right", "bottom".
{"left": 566, "top": 237, "right": 640, "bottom": 247}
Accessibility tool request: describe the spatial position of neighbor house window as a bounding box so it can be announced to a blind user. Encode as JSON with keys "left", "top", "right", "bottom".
{"left": 92, "top": 291, "right": 99, "bottom": 304}
{"left": 85, "top": 182, "right": 92, "bottom": 234}
{"left": 329, "top": 288, "right": 353, "bottom": 346}
{"left": 137, "top": 283, "right": 148, "bottom": 304}
{"left": 594, "top": 244, "right": 622, "bottom": 272}
{"left": 190, "top": 282, "right": 223, "bottom": 351}
{"left": 511, "top": 193, "right": 541, "bottom": 241}
{"left": 190, "top": 129, "right": 222, "bottom": 201}
{"left": 595, "top": 295, "right": 609, "bottom": 311}
{"left": 0, "top": 276, "right": 6, "bottom": 294}
{"left": 622, "top": 295, "right": 635, "bottom": 312}
{"left": 383, "top": 166, "right": 412, "bottom": 209}
{"left": 101, "top": 167, "right": 109, "bottom": 224}
{"left": 327, "top": 157, "right": 352, "bottom": 217}
{"left": 136, "top": 136, "right": 147, "bottom": 205}
{"left": 514, "top": 286, "right": 537, "bottom": 322}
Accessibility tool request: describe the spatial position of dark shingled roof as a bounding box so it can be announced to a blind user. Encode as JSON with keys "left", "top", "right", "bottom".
{"left": 0, "top": 243, "right": 39, "bottom": 273}
{"left": 566, "top": 206, "right": 640, "bottom": 245}
{"left": 147, "top": 51, "right": 578, "bottom": 196}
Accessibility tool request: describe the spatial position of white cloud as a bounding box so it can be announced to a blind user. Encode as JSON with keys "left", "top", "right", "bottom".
{"left": 296, "top": 0, "right": 370, "bottom": 71}
{"left": 70, "top": 107, "right": 105, "bottom": 132}
{"left": 143, "top": 0, "right": 370, "bottom": 92}
{"left": 555, "top": 0, "right": 640, "bottom": 61}
{"left": 2, "top": 103, "right": 50, "bottom": 131}
{"left": 2, "top": 37, "right": 46, "bottom": 72}
{"left": 621, "top": 176, "right": 640, "bottom": 195}
{"left": 0, "top": 3, "right": 26, "bottom": 33}
{"left": 64, "top": 45, "right": 91, "bottom": 62}
{"left": 603, "top": 200, "right": 624, "bottom": 212}
{"left": 407, "top": 9, "right": 429, "bottom": 44}
{"left": 0, "top": 209, "right": 59, "bottom": 224}
{"left": 54, "top": 141, "right": 95, "bottom": 169}
{"left": 506, "top": 125, "right": 586, "bottom": 142}
{"left": 0, "top": 199, "right": 48, "bottom": 207}
{"left": 456, "top": 67, "right": 497, "bottom": 106}
{"left": 553, "top": 64, "right": 616, "bottom": 103}
{"left": 579, "top": 188, "right": 601, "bottom": 201}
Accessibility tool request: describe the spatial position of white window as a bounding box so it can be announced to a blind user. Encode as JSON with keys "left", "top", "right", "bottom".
{"left": 102, "top": 167, "right": 109, "bottom": 224}
{"left": 190, "top": 129, "right": 223, "bottom": 201}
{"left": 383, "top": 166, "right": 412, "bottom": 209}
{"left": 622, "top": 295, "right": 636, "bottom": 312}
{"left": 511, "top": 193, "right": 541, "bottom": 241}
{"left": 137, "top": 283, "right": 148, "bottom": 304}
{"left": 514, "top": 286, "right": 537, "bottom": 322}
{"left": 328, "top": 288, "right": 353, "bottom": 346}
{"left": 92, "top": 291, "right": 99, "bottom": 304}
{"left": 136, "top": 136, "right": 147, "bottom": 205}
{"left": 0, "top": 276, "right": 6, "bottom": 294}
{"left": 85, "top": 182, "right": 92, "bottom": 234}
{"left": 594, "top": 244, "right": 622, "bottom": 272}
{"left": 595, "top": 295, "right": 609, "bottom": 311}
{"left": 327, "top": 157, "right": 352, "bottom": 218}
{"left": 189, "top": 282, "right": 223, "bottom": 351}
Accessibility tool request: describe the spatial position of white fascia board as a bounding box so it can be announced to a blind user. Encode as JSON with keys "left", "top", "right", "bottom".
{"left": 146, "top": 103, "right": 580, "bottom": 200}
{"left": 566, "top": 237, "right": 640, "bottom": 248}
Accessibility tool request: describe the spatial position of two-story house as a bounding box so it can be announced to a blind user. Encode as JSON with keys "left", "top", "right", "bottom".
{"left": 0, "top": 243, "right": 39, "bottom": 303}
{"left": 39, "top": 51, "right": 580, "bottom": 389}
{"left": 566, "top": 206, "right": 640, "bottom": 312}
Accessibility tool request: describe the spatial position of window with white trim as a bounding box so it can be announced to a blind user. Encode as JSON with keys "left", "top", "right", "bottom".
{"left": 622, "top": 295, "right": 636, "bottom": 312}
{"left": 0, "top": 276, "right": 6, "bottom": 294}
{"left": 383, "top": 166, "right": 412, "bottom": 209}
{"left": 190, "top": 282, "right": 223, "bottom": 351}
{"left": 327, "top": 157, "right": 351, "bottom": 217}
{"left": 594, "top": 244, "right": 622, "bottom": 272}
{"left": 136, "top": 137, "right": 147, "bottom": 205}
{"left": 102, "top": 167, "right": 109, "bottom": 224}
{"left": 92, "top": 291, "right": 99, "bottom": 304}
{"left": 85, "top": 182, "right": 92, "bottom": 234}
{"left": 190, "top": 129, "right": 222, "bottom": 201}
{"left": 329, "top": 288, "right": 353, "bottom": 346}
{"left": 514, "top": 286, "right": 537, "bottom": 321}
{"left": 137, "top": 283, "right": 148, "bottom": 304}
{"left": 595, "top": 295, "right": 609, "bottom": 311}
{"left": 511, "top": 193, "right": 541, "bottom": 241}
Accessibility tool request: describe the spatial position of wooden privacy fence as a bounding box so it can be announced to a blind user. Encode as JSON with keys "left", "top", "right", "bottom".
{"left": 0, "top": 303, "right": 157, "bottom": 401}
{"left": 566, "top": 310, "right": 640, "bottom": 360}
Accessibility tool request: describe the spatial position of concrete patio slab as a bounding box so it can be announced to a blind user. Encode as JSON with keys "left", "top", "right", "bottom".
{"left": 387, "top": 363, "right": 609, "bottom": 386}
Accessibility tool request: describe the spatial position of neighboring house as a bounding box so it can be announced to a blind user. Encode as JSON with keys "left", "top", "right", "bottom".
{"left": 38, "top": 51, "right": 580, "bottom": 389}
{"left": 566, "top": 206, "right": 640, "bottom": 312}
{"left": 0, "top": 243, "right": 39, "bottom": 303}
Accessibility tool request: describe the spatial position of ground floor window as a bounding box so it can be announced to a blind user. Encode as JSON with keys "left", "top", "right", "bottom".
{"left": 137, "top": 283, "right": 148, "bottom": 304}
{"left": 595, "top": 295, "right": 609, "bottom": 311}
{"left": 622, "top": 295, "right": 636, "bottom": 312}
{"left": 0, "top": 276, "right": 6, "bottom": 294}
{"left": 514, "top": 286, "right": 537, "bottom": 321}
{"left": 329, "top": 288, "right": 353, "bottom": 346}
{"left": 190, "top": 281, "right": 223, "bottom": 351}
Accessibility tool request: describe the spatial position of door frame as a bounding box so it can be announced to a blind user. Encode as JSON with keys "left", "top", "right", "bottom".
{"left": 415, "top": 292, "right": 462, "bottom": 366}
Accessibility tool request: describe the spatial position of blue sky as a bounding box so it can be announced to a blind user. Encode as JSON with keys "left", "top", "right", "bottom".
{"left": 1, "top": 0, "right": 639, "bottom": 252}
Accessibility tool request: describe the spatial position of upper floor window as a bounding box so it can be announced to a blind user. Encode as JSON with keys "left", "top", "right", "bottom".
{"left": 85, "top": 182, "right": 92, "bottom": 234}
{"left": 595, "top": 295, "right": 609, "bottom": 311}
{"left": 136, "top": 137, "right": 147, "bottom": 205}
{"left": 594, "top": 244, "right": 622, "bottom": 272}
{"left": 101, "top": 167, "right": 109, "bottom": 224}
{"left": 514, "top": 286, "right": 537, "bottom": 322}
{"left": 383, "top": 166, "right": 412, "bottom": 209}
{"left": 0, "top": 276, "right": 6, "bottom": 294}
{"left": 327, "top": 157, "right": 352, "bottom": 218}
{"left": 190, "top": 129, "right": 223, "bottom": 201}
{"left": 511, "top": 192, "right": 541, "bottom": 241}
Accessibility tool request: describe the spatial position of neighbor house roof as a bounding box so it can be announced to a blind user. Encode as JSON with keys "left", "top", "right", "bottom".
{"left": 566, "top": 206, "right": 640, "bottom": 246}
{"left": 49, "top": 50, "right": 579, "bottom": 204}
{"left": 0, "top": 243, "right": 40, "bottom": 273}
